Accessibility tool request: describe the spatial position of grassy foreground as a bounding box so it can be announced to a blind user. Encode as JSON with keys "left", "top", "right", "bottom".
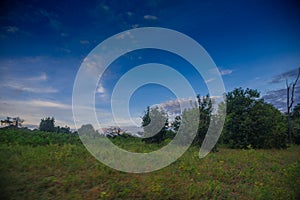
{"left": 0, "top": 132, "right": 299, "bottom": 199}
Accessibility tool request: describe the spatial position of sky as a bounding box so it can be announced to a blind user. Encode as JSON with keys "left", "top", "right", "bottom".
{"left": 0, "top": 0, "right": 300, "bottom": 130}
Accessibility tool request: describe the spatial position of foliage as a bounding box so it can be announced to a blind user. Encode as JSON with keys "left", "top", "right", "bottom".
{"left": 77, "top": 124, "right": 99, "bottom": 138}
{"left": 222, "top": 87, "right": 287, "bottom": 149}
{"left": 0, "top": 127, "right": 80, "bottom": 146}
{"left": 141, "top": 106, "right": 168, "bottom": 143}
{"left": 0, "top": 116, "right": 24, "bottom": 128}
{"left": 175, "top": 107, "right": 199, "bottom": 146}
{"left": 39, "top": 117, "right": 55, "bottom": 132}
{"left": 172, "top": 115, "right": 181, "bottom": 132}
{"left": 194, "top": 94, "right": 212, "bottom": 146}
{"left": 55, "top": 126, "right": 71, "bottom": 134}
{"left": 291, "top": 103, "right": 300, "bottom": 144}
{"left": 0, "top": 132, "right": 299, "bottom": 200}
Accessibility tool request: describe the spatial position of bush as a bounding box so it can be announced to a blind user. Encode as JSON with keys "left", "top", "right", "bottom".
{"left": 0, "top": 127, "right": 80, "bottom": 146}
{"left": 222, "top": 88, "right": 287, "bottom": 149}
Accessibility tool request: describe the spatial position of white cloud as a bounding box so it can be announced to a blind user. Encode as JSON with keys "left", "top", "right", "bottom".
{"left": 157, "top": 98, "right": 196, "bottom": 114}
{"left": 0, "top": 99, "right": 73, "bottom": 128}
{"left": 83, "top": 54, "right": 104, "bottom": 73}
{"left": 220, "top": 69, "right": 233, "bottom": 75}
{"left": 30, "top": 100, "right": 71, "bottom": 109}
{"left": 116, "top": 31, "right": 133, "bottom": 40}
{"left": 205, "top": 78, "right": 215, "bottom": 83}
{"left": 6, "top": 26, "right": 19, "bottom": 33}
{"left": 80, "top": 40, "right": 90, "bottom": 45}
{"left": 96, "top": 84, "right": 105, "bottom": 93}
{"left": 132, "top": 24, "right": 139, "bottom": 28}
{"left": 144, "top": 15, "right": 158, "bottom": 20}
{"left": 2, "top": 82, "right": 58, "bottom": 93}
{"left": 126, "top": 12, "right": 133, "bottom": 16}
{"left": 26, "top": 73, "right": 47, "bottom": 81}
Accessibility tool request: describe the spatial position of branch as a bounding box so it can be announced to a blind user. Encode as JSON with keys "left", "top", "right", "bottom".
{"left": 290, "top": 67, "right": 300, "bottom": 110}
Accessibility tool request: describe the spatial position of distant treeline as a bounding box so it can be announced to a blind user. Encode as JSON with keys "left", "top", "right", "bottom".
{"left": 1, "top": 87, "right": 299, "bottom": 149}
{"left": 139, "top": 87, "right": 300, "bottom": 149}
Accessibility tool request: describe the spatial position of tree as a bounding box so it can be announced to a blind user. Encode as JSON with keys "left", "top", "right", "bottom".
{"left": 246, "top": 100, "right": 287, "bottom": 148}
{"left": 77, "top": 124, "right": 98, "bottom": 138}
{"left": 194, "top": 94, "right": 213, "bottom": 146}
{"left": 0, "top": 116, "right": 24, "bottom": 128}
{"left": 39, "top": 117, "right": 55, "bottom": 132}
{"left": 291, "top": 103, "right": 300, "bottom": 144}
{"left": 222, "top": 88, "right": 287, "bottom": 149}
{"left": 172, "top": 115, "right": 181, "bottom": 132}
{"left": 141, "top": 106, "right": 168, "bottom": 143}
{"left": 286, "top": 67, "right": 300, "bottom": 144}
{"left": 222, "top": 88, "right": 260, "bottom": 148}
{"left": 56, "top": 126, "right": 71, "bottom": 134}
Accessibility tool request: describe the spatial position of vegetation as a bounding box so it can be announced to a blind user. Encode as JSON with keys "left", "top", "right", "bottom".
{"left": 0, "top": 128, "right": 299, "bottom": 199}
{"left": 0, "top": 87, "right": 300, "bottom": 199}
{"left": 39, "top": 117, "right": 56, "bottom": 132}
{"left": 0, "top": 127, "right": 80, "bottom": 146}
{"left": 141, "top": 88, "right": 290, "bottom": 150}
{"left": 141, "top": 106, "right": 168, "bottom": 143}
{"left": 291, "top": 104, "right": 300, "bottom": 144}
{"left": 222, "top": 88, "right": 287, "bottom": 149}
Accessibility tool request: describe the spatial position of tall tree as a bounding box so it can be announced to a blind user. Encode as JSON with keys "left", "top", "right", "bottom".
{"left": 286, "top": 67, "right": 300, "bottom": 144}
{"left": 0, "top": 116, "right": 24, "bottom": 128}
{"left": 77, "top": 124, "right": 98, "bottom": 138}
{"left": 141, "top": 106, "right": 168, "bottom": 143}
{"left": 39, "top": 117, "right": 55, "bottom": 132}
{"left": 222, "top": 88, "right": 287, "bottom": 149}
{"left": 291, "top": 103, "right": 300, "bottom": 144}
{"left": 172, "top": 115, "right": 181, "bottom": 132}
{"left": 195, "top": 94, "right": 213, "bottom": 146}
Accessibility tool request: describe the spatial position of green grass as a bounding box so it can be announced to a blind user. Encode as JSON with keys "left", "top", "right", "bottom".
{"left": 0, "top": 129, "right": 299, "bottom": 199}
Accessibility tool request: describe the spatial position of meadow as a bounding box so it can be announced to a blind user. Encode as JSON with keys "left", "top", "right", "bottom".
{"left": 0, "top": 128, "right": 299, "bottom": 200}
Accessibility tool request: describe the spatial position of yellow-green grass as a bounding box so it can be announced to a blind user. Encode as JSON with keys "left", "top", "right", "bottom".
{"left": 0, "top": 141, "right": 299, "bottom": 200}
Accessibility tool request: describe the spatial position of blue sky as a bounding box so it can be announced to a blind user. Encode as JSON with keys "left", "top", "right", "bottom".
{"left": 0, "top": 0, "right": 300, "bottom": 129}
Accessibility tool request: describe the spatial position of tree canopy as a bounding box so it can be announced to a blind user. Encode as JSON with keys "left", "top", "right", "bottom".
{"left": 222, "top": 88, "right": 287, "bottom": 149}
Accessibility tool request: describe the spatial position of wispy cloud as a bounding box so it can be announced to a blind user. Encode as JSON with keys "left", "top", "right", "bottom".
{"left": 269, "top": 68, "right": 300, "bottom": 84}
{"left": 2, "top": 82, "right": 58, "bottom": 93}
{"left": 156, "top": 98, "right": 196, "bottom": 114}
{"left": 5, "top": 26, "right": 19, "bottom": 33}
{"left": 38, "top": 9, "right": 62, "bottom": 31}
{"left": 263, "top": 85, "right": 300, "bottom": 112}
{"left": 220, "top": 69, "right": 233, "bottom": 75}
{"left": 25, "top": 72, "right": 48, "bottom": 81}
{"left": 144, "top": 15, "right": 158, "bottom": 20}
{"left": 116, "top": 31, "right": 134, "bottom": 40}
{"left": 1, "top": 72, "right": 58, "bottom": 94}
{"left": 29, "top": 100, "right": 71, "bottom": 109}
{"left": 0, "top": 99, "right": 72, "bottom": 128}
{"left": 80, "top": 40, "right": 90, "bottom": 45}
{"left": 82, "top": 54, "right": 104, "bottom": 73}
{"left": 205, "top": 78, "right": 215, "bottom": 83}
{"left": 96, "top": 84, "right": 105, "bottom": 93}
{"left": 264, "top": 68, "right": 300, "bottom": 111}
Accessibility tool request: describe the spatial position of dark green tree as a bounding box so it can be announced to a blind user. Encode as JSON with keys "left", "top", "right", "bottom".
{"left": 56, "top": 126, "right": 71, "bottom": 134}
{"left": 39, "top": 117, "right": 55, "bottom": 132}
{"left": 141, "top": 106, "right": 168, "bottom": 143}
{"left": 172, "top": 115, "right": 181, "bottom": 132}
{"left": 286, "top": 68, "right": 300, "bottom": 144}
{"left": 222, "top": 88, "right": 260, "bottom": 148}
{"left": 78, "top": 124, "right": 98, "bottom": 138}
{"left": 246, "top": 100, "right": 287, "bottom": 148}
{"left": 194, "top": 94, "right": 213, "bottom": 146}
{"left": 222, "top": 88, "right": 287, "bottom": 149}
{"left": 291, "top": 103, "right": 300, "bottom": 144}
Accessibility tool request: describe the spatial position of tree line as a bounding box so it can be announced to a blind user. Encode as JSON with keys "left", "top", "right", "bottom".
{"left": 1, "top": 87, "right": 299, "bottom": 150}
{"left": 141, "top": 87, "right": 300, "bottom": 149}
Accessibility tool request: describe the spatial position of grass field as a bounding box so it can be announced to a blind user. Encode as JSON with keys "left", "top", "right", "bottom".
{"left": 0, "top": 130, "right": 299, "bottom": 199}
